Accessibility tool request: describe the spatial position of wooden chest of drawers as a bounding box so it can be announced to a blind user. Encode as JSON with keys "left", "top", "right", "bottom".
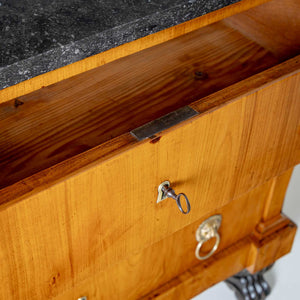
{"left": 0, "top": 0, "right": 299, "bottom": 299}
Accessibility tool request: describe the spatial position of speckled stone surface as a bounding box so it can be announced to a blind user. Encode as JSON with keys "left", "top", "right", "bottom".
{"left": 0, "top": 0, "right": 240, "bottom": 90}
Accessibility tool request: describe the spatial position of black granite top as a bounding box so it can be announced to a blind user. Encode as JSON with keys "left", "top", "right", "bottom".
{"left": 0, "top": 0, "right": 240, "bottom": 90}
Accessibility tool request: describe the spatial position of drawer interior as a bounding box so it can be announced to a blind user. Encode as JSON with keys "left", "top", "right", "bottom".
{"left": 0, "top": 0, "right": 299, "bottom": 191}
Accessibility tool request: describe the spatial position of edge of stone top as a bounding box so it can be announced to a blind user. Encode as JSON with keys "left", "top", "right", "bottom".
{"left": 0, "top": 0, "right": 239, "bottom": 90}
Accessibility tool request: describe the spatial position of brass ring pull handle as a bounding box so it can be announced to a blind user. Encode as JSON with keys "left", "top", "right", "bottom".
{"left": 195, "top": 232, "right": 220, "bottom": 260}
{"left": 157, "top": 181, "right": 191, "bottom": 214}
{"left": 195, "top": 215, "right": 222, "bottom": 260}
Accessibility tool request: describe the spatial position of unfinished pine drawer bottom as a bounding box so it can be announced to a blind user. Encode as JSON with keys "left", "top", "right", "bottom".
{"left": 51, "top": 170, "right": 296, "bottom": 300}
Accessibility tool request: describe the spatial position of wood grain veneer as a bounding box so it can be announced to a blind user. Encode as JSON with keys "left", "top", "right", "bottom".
{"left": 0, "top": 73, "right": 299, "bottom": 297}
{"left": 0, "top": 21, "right": 278, "bottom": 190}
{"left": 0, "top": 55, "right": 299, "bottom": 208}
{"left": 54, "top": 186, "right": 265, "bottom": 299}
{"left": 1, "top": 0, "right": 300, "bottom": 204}
{"left": 5, "top": 171, "right": 290, "bottom": 300}
{"left": 224, "top": 0, "right": 300, "bottom": 60}
{"left": 0, "top": 0, "right": 299, "bottom": 299}
{"left": 143, "top": 221, "right": 296, "bottom": 300}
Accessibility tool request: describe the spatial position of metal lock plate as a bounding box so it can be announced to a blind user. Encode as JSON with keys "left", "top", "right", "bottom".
{"left": 156, "top": 180, "right": 191, "bottom": 214}
{"left": 130, "top": 106, "right": 198, "bottom": 141}
{"left": 157, "top": 180, "right": 171, "bottom": 203}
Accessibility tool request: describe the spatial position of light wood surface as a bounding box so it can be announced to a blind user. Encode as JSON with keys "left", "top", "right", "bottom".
{"left": 1, "top": 3, "right": 300, "bottom": 204}
{"left": 0, "top": 71, "right": 299, "bottom": 298}
{"left": 0, "top": 21, "right": 278, "bottom": 190}
{"left": 248, "top": 216, "right": 296, "bottom": 273}
{"left": 52, "top": 173, "right": 290, "bottom": 300}
{"left": 0, "top": 0, "right": 272, "bottom": 105}
{"left": 143, "top": 221, "right": 296, "bottom": 300}
{"left": 0, "top": 171, "right": 293, "bottom": 299}
{"left": 224, "top": 0, "right": 300, "bottom": 60}
{"left": 0, "top": 55, "right": 299, "bottom": 208}
{"left": 2, "top": 62, "right": 299, "bottom": 210}
{"left": 0, "top": 1, "right": 299, "bottom": 299}
{"left": 261, "top": 169, "right": 293, "bottom": 222}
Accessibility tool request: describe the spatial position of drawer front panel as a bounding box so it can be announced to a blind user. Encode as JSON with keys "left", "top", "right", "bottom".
{"left": 53, "top": 174, "right": 294, "bottom": 300}
{"left": 0, "top": 73, "right": 299, "bottom": 299}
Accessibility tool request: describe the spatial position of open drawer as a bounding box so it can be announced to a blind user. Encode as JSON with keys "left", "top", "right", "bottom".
{"left": 0, "top": 0, "right": 300, "bottom": 299}
{"left": 0, "top": 0, "right": 300, "bottom": 197}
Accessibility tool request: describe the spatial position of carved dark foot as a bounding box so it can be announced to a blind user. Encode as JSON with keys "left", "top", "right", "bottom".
{"left": 225, "top": 265, "right": 273, "bottom": 300}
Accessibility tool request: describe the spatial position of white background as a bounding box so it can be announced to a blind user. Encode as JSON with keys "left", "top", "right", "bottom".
{"left": 193, "top": 165, "right": 300, "bottom": 300}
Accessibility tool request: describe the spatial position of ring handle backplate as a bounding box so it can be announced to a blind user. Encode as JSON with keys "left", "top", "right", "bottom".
{"left": 195, "top": 215, "right": 222, "bottom": 260}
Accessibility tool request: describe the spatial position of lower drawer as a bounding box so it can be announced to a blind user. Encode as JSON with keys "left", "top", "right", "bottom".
{"left": 51, "top": 171, "right": 296, "bottom": 300}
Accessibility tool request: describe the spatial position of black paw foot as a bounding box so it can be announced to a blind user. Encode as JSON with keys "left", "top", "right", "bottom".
{"left": 225, "top": 266, "right": 272, "bottom": 300}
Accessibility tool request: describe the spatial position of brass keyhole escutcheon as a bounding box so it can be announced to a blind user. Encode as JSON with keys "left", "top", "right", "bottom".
{"left": 157, "top": 181, "right": 191, "bottom": 214}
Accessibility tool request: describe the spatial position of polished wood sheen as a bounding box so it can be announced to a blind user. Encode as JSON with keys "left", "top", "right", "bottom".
{"left": 143, "top": 221, "right": 296, "bottom": 300}
{"left": 0, "top": 21, "right": 279, "bottom": 190}
{"left": 0, "top": 0, "right": 299, "bottom": 299}
{"left": 1, "top": 0, "right": 300, "bottom": 204}
{"left": 261, "top": 170, "right": 293, "bottom": 222}
{"left": 0, "top": 72, "right": 299, "bottom": 298}
{"left": 1, "top": 61, "right": 300, "bottom": 208}
{"left": 51, "top": 172, "right": 294, "bottom": 300}
{"left": 224, "top": 0, "right": 300, "bottom": 60}
{"left": 0, "top": 54, "right": 299, "bottom": 208}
